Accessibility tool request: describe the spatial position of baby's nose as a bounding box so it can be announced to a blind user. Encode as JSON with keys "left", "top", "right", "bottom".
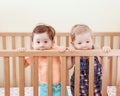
{"left": 81, "top": 43, "right": 86, "bottom": 47}
{"left": 39, "top": 43, "right": 44, "bottom": 47}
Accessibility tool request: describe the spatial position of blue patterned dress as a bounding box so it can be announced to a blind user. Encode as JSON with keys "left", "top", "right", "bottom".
{"left": 70, "top": 48, "right": 102, "bottom": 96}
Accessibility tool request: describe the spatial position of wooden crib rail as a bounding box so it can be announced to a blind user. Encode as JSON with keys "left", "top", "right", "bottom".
{"left": 0, "top": 32, "right": 120, "bottom": 49}
{"left": 0, "top": 50, "right": 120, "bottom": 96}
{"left": 0, "top": 32, "right": 70, "bottom": 49}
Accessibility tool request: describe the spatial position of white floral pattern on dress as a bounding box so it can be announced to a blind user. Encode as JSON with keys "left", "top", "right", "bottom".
{"left": 107, "top": 86, "right": 116, "bottom": 96}
{"left": 0, "top": 86, "right": 116, "bottom": 96}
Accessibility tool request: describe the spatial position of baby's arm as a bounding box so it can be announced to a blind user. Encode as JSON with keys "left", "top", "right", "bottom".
{"left": 55, "top": 44, "right": 75, "bottom": 69}
{"left": 66, "top": 56, "right": 75, "bottom": 69}
{"left": 66, "top": 45, "right": 75, "bottom": 69}
{"left": 17, "top": 48, "right": 31, "bottom": 67}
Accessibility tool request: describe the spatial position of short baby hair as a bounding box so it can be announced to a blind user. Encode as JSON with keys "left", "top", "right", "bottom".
{"left": 70, "top": 24, "right": 92, "bottom": 42}
{"left": 32, "top": 24, "right": 56, "bottom": 41}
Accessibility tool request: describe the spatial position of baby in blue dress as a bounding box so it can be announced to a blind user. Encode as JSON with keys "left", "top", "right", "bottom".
{"left": 67, "top": 24, "right": 111, "bottom": 96}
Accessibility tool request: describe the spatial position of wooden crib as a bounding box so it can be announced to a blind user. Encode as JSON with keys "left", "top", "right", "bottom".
{"left": 0, "top": 32, "right": 120, "bottom": 96}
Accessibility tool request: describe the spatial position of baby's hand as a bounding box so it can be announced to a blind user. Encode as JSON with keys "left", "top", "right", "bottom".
{"left": 102, "top": 46, "right": 111, "bottom": 53}
{"left": 67, "top": 46, "right": 75, "bottom": 51}
{"left": 58, "top": 46, "right": 66, "bottom": 52}
{"left": 17, "top": 47, "right": 26, "bottom": 52}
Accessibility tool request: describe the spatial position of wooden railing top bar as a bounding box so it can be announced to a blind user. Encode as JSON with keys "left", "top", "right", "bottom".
{"left": 0, "top": 32, "right": 120, "bottom": 36}
{"left": 93, "top": 32, "right": 120, "bottom": 36}
{"left": 0, "top": 32, "right": 32, "bottom": 36}
{"left": 0, "top": 50, "right": 120, "bottom": 56}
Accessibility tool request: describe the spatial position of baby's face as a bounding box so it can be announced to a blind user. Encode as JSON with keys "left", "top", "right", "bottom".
{"left": 73, "top": 33, "right": 93, "bottom": 50}
{"left": 32, "top": 32, "right": 53, "bottom": 50}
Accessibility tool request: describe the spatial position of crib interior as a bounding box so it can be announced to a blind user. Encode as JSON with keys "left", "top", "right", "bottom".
{"left": 0, "top": 32, "right": 120, "bottom": 96}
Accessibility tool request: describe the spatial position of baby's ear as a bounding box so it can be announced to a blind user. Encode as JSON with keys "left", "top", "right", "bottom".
{"left": 52, "top": 40, "right": 55, "bottom": 44}
{"left": 71, "top": 42, "right": 74, "bottom": 46}
{"left": 32, "top": 42, "right": 34, "bottom": 48}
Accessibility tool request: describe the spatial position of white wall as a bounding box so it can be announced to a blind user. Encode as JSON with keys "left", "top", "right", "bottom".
{"left": 0, "top": 0, "right": 120, "bottom": 32}
{"left": 0, "top": 0, "right": 120, "bottom": 86}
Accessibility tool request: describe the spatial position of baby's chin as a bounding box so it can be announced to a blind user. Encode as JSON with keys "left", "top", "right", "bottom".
{"left": 76, "top": 48, "right": 91, "bottom": 50}
{"left": 33, "top": 47, "right": 51, "bottom": 50}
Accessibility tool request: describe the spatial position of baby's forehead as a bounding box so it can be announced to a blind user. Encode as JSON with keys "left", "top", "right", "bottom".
{"left": 72, "top": 26, "right": 92, "bottom": 35}
{"left": 33, "top": 32, "right": 49, "bottom": 39}
{"left": 75, "top": 33, "right": 92, "bottom": 40}
{"left": 34, "top": 32, "right": 48, "bottom": 36}
{"left": 75, "top": 32, "right": 91, "bottom": 36}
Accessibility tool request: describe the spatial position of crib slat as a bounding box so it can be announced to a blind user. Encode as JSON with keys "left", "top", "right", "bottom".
{"left": 89, "top": 57, "right": 94, "bottom": 96}
{"left": 66, "top": 36, "right": 69, "bottom": 47}
{"left": 57, "top": 36, "right": 60, "bottom": 46}
{"left": 12, "top": 36, "right": 15, "bottom": 49}
{"left": 109, "top": 36, "right": 114, "bottom": 85}
{"left": 2, "top": 36, "right": 6, "bottom": 49}
{"left": 61, "top": 56, "right": 67, "bottom": 96}
{"left": 101, "top": 36, "right": 104, "bottom": 47}
{"left": 119, "top": 37, "right": 120, "bottom": 49}
{"left": 12, "top": 36, "right": 17, "bottom": 87}
{"left": 33, "top": 57, "right": 39, "bottom": 96}
{"left": 102, "top": 57, "right": 108, "bottom": 96}
{"left": 48, "top": 56, "right": 52, "bottom": 96}
{"left": 116, "top": 56, "right": 120, "bottom": 96}
{"left": 74, "top": 56, "right": 80, "bottom": 96}
{"left": 65, "top": 36, "right": 70, "bottom": 85}
{"left": 12, "top": 57, "right": 17, "bottom": 87}
{"left": 31, "top": 64, "right": 34, "bottom": 86}
{"left": 110, "top": 36, "right": 113, "bottom": 49}
{"left": 109, "top": 57, "right": 113, "bottom": 85}
{"left": 19, "top": 56, "right": 25, "bottom": 96}
{"left": 65, "top": 36, "right": 70, "bottom": 86}
{"left": 4, "top": 57, "right": 10, "bottom": 96}
{"left": 21, "top": 36, "right": 25, "bottom": 47}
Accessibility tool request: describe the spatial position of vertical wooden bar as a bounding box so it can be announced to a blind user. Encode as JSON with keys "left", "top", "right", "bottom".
{"left": 57, "top": 36, "right": 60, "bottom": 46}
{"left": 119, "top": 36, "right": 120, "bottom": 49}
{"left": 2, "top": 36, "right": 6, "bottom": 49}
{"left": 30, "top": 37, "right": 33, "bottom": 86}
{"left": 61, "top": 56, "right": 66, "bottom": 96}
{"left": 19, "top": 56, "right": 25, "bottom": 96}
{"left": 30, "top": 34, "right": 32, "bottom": 49}
{"left": 116, "top": 56, "right": 120, "bottom": 96}
{"left": 30, "top": 36, "right": 34, "bottom": 86}
{"left": 102, "top": 56, "right": 108, "bottom": 96}
{"left": 66, "top": 36, "right": 70, "bottom": 85}
{"left": 12, "top": 36, "right": 17, "bottom": 87}
{"left": 21, "top": 36, "right": 25, "bottom": 47}
{"left": 89, "top": 57, "right": 94, "bottom": 96}
{"left": 110, "top": 36, "right": 113, "bottom": 49}
{"left": 66, "top": 36, "right": 69, "bottom": 47}
{"left": 109, "top": 36, "right": 113, "bottom": 86}
{"left": 4, "top": 57, "right": 10, "bottom": 96}
{"left": 33, "top": 57, "right": 39, "bottom": 96}
{"left": 74, "top": 56, "right": 80, "bottom": 96}
{"left": 48, "top": 56, "right": 52, "bottom": 96}
{"left": 101, "top": 36, "right": 104, "bottom": 48}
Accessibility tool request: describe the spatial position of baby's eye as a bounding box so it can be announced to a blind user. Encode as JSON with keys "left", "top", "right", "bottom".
{"left": 78, "top": 42, "right": 82, "bottom": 44}
{"left": 86, "top": 41, "right": 90, "bottom": 43}
{"left": 37, "top": 41, "right": 40, "bottom": 44}
{"left": 44, "top": 41, "right": 48, "bottom": 43}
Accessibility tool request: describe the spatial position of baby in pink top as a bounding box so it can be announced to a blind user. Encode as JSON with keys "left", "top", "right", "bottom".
{"left": 18, "top": 24, "right": 68, "bottom": 96}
